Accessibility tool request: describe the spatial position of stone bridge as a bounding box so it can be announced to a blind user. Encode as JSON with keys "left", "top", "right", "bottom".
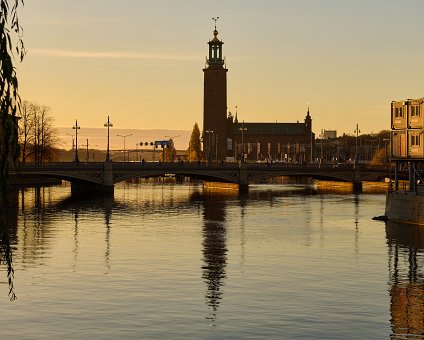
{"left": 11, "top": 161, "right": 390, "bottom": 193}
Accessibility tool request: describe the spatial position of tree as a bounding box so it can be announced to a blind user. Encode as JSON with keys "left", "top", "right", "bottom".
{"left": 19, "top": 100, "right": 35, "bottom": 163}
{"left": 188, "top": 123, "right": 202, "bottom": 161}
{"left": 1, "top": 0, "right": 25, "bottom": 190}
{"left": 161, "top": 139, "right": 176, "bottom": 162}
{"left": 371, "top": 148, "right": 388, "bottom": 166}
{"left": 19, "top": 102, "right": 58, "bottom": 163}
{"left": 0, "top": 0, "right": 25, "bottom": 301}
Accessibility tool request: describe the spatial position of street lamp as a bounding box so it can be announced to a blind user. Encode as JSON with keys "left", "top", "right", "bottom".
{"left": 117, "top": 133, "right": 132, "bottom": 161}
{"left": 354, "top": 123, "right": 361, "bottom": 164}
{"left": 104, "top": 116, "right": 113, "bottom": 162}
{"left": 205, "top": 129, "right": 214, "bottom": 162}
{"left": 72, "top": 119, "right": 80, "bottom": 162}
{"left": 319, "top": 129, "right": 324, "bottom": 163}
{"left": 86, "top": 138, "right": 89, "bottom": 162}
{"left": 239, "top": 120, "right": 247, "bottom": 162}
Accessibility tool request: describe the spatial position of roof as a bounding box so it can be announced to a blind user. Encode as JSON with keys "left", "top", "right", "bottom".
{"left": 233, "top": 122, "right": 307, "bottom": 135}
{"left": 392, "top": 97, "right": 424, "bottom": 104}
{"left": 208, "top": 29, "right": 223, "bottom": 45}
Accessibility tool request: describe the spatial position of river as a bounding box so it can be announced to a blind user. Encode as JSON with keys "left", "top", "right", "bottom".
{"left": 0, "top": 181, "right": 421, "bottom": 339}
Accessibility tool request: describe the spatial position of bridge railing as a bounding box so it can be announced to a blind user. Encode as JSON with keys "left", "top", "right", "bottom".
{"left": 13, "top": 161, "right": 389, "bottom": 173}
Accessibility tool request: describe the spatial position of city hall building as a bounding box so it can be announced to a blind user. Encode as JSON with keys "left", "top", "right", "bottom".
{"left": 202, "top": 24, "right": 315, "bottom": 162}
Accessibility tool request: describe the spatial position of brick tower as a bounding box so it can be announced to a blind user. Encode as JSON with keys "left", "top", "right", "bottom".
{"left": 203, "top": 19, "right": 228, "bottom": 161}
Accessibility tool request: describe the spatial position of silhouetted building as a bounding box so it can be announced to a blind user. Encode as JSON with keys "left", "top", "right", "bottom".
{"left": 203, "top": 23, "right": 228, "bottom": 161}
{"left": 202, "top": 24, "right": 314, "bottom": 162}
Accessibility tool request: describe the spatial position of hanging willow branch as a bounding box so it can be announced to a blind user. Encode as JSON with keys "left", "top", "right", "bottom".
{"left": 0, "top": 0, "right": 25, "bottom": 301}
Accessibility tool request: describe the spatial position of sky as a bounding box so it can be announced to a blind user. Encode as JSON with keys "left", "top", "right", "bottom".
{"left": 16, "top": 0, "right": 424, "bottom": 140}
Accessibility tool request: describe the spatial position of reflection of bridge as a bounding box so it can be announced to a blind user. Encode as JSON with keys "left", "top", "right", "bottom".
{"left": 11, "top": 161, "right": 390, "bottom": 193}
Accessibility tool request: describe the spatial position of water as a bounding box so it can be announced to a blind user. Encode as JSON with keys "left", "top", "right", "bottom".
{"left": 0, "top": 181, "right": 420, "bottom": 339}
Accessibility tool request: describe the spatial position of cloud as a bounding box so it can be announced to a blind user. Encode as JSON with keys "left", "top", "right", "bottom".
{"left": 30, "top": 48, "right": 199, "bottom": 61}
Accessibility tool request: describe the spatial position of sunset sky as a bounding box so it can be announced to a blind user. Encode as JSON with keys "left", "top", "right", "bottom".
{"left": 17, "top": 0, "right": 424, "bottom": 138}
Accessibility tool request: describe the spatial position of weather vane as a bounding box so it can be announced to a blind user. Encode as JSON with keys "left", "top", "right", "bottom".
{"left": 212, "top": 17, "right": 219, "bottom": 29}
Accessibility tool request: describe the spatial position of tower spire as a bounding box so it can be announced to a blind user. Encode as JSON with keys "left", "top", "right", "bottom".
{"left": 212, "top": 17, "right": 219, "bottom": 29}
{"left": 206, "top": 17, "right": 224, "bottom": 67}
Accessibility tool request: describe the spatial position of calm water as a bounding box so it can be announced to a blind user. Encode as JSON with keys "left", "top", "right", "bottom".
{"left": 0, "top": 181, "right": 421, "bottom": 339}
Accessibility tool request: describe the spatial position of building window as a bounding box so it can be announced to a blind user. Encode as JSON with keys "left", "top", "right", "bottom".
{"left": 395, "top": 107, "right": 404, "bottom": 118}
{"left": 411, "top": 106, "right": 421, "bottom": 117}
{"left": 411, "top": 135, "right": 421, "bottom": 147}
{"left": 267, "top": 143, "right": 271, "bottom": 156}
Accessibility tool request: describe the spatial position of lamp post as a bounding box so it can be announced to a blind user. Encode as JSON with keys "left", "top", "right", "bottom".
{"left": 72, "top": 119, "right": 80, "bottom": 163}
{"left": 117, "top": 133, "right": 132, "bottom": 161}
{"left": 319, "top": 129, "right": 324, "bottom": 163}
{"left": 354, "top": 123, "right": 360, "bottom": 164}
{"left": 239, "top": 120, "right": 247, "bottom": 162}
{"left": 86, "top": 138, "right": 89, "bottom": 162}
{"left": 104, "top": 116, "right": 113, "bottom": 162}
{"left": 205, "top": 129, "right": 214, "bottom": 162}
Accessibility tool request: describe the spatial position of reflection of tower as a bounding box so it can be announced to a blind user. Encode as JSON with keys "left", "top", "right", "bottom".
{"left": 203, "top": 19, "right": 228, "bottom": 161}
{"left": 386, "top": 222, "right": 424, "bottom": 337}
{"left": 201, "top": 196, "right": 227, "bottom": 323}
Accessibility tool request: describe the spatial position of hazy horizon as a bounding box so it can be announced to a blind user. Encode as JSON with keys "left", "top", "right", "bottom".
{"left": 56, "top": 127, "right": 191, "bottom": 151}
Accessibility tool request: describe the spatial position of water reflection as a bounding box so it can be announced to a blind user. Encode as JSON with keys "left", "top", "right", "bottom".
{"left": 196, "top": 191, "right": 228, "bottom": 324}
{"left": 18, "top": 188, "right": 58, "bottom": 266}
{"left": 17, "top": 188, "right": 114, "bottom": 271}
{"left": 386, "top": 221, "right": 424, "bottom": 337}
{"left": 54, "top": 194, "right": 114, "bottom": 272}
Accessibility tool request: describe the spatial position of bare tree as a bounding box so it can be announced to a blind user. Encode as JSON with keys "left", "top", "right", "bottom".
{"left": 18, "top": 102, "right": 58, "bottom": 163}
{"left": 19, "top": 100, "right": 35, "bottom": 162}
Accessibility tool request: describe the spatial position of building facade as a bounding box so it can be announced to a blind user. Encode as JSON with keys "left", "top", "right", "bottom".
{"left": 391, "top": 97, "right": 424, "bottom": 158}
{"left": 202, "top": 25, "right": 315, "bottom": 162}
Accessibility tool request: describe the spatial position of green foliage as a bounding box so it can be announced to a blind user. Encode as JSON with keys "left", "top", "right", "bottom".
{"left": 188, "top": 122, "right": 202, "bottom": 161}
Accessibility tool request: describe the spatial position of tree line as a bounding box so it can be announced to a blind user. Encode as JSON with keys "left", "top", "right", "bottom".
{"left": 19, "top": 100, "right": 58, "bottom": 163}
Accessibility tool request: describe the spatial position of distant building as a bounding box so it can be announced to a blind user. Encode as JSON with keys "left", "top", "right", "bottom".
{"left": 322, "top": 130, "right": 337, "bottom": 140}
{"left": 202, "top": 24, "right": 314, "bottom": 162}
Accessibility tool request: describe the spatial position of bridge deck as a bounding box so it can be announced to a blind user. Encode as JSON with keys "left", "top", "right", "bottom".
{"left": 11, "top": 161, "right": 391, "bottom": 187}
